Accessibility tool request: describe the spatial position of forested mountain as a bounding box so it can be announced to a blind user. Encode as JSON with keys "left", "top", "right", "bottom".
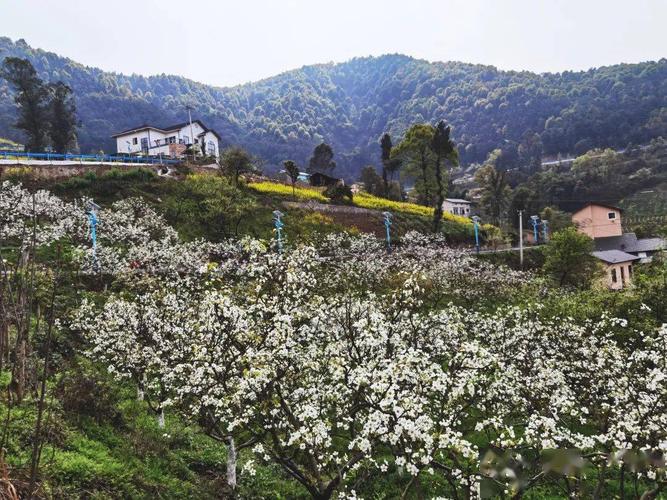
{"left": 1, "top": 36, "right": 666, "bottom": 179}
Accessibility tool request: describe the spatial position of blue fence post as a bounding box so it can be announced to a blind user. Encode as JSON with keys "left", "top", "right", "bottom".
{"left": 272, "top": 210, "right": 285, "bottom": 253}
{"left": 531, "top": 215, "right": 540, "bottom": 244}
{"left": 87, "top": 200, "right": 101, "bottom": 273}
{"left": 382, "top": 211, "right": 393, "bottom": 253}
{"left": 472, "top": 215, "right": 481, "bottom": 254}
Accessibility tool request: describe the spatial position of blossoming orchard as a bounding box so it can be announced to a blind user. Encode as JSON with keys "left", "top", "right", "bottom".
{"left": 1, "top": 179, "right": 666, "bottom": 499}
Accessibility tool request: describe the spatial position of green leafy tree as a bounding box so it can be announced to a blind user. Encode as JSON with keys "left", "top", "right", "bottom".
{"left": 518, "top": 132, "right": 543, "bottom": 171}
{"left": 508, "top": 185, "right": 539, "bottom": 228}
{"left": 48, "top": 81, "right": 78, "bottom": 153}
{"left": 220, "top": 146, "right": 258, "bottom": 187}
{"left": 540, "top": 206, "right": 572, "bottom": 233}
{"left": 0, "top": 57, "right": 50, "bottom": 151}
{"left": 359, "top": 165, "right": 383, "bottom": 196}
{"left": 393, "top": 124, "right": 436, "bottom": 206}
{"left": 324, "top": 183, "right": 353, "bottom": 203}
{"left": 430, "top": 121, "right": 458, "bottom": 233}
{"left": 475, "top": 150, "right": 512, "bottom": 226}
{"left": 308, "top": 142, "right": 336, "bottom": 173}
{"left": 165, "top": 174, "right": 257, "bottom": 239}
{"left": 543, "top": 227, "right": 598, "bottom": 288}
{"left": 283, "top": 159, "right": 300, "bottom": 199}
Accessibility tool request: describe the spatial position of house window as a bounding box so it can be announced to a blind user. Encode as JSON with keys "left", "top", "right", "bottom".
{"left": 620, "top": 266, "right": 626, "bottom": 286}
{"left": 611, "top": 268, "right": 617, "bottom": 283}
{"left": 608, "top": 212, "right": 616, "bottom": 220}
{"left": 140, "top": 137, "right": 148, "bottom": 153}
{"left": 183, "top": 135, "right": 189, "bottom": 144}
{"left": 132, "top": 137, "right": 138, "bottom": 145}
{"left": 628, "top": 264, "right": 633, "bottom": 277}
{"left": 207, "top": 141, "right": 216, "bottom": 155}
{"left": 168, "top": 136, "right": 176, "bottom": 144}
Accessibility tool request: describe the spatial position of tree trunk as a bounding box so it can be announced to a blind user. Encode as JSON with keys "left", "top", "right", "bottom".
{"left": 226, "top": 436, "right": 237, "bottom": 492}
{"left": 420, "top": 150, "right": 430, "bottom": 206}
{"left": 432, "top": 156, "right": 445, "bottom": 233}
{"left": 0, "top": 322, "right": 6, "bottom": 372}
{"left": 10, "top": 334, "right": 26, "bottom": 403}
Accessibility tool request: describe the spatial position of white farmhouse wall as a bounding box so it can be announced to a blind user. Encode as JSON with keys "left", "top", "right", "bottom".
{"left": 114, "top": 121, "right": 219, "bottom": 158}
{"left": 202, "top": 131, "right": 219, "bottom": 156}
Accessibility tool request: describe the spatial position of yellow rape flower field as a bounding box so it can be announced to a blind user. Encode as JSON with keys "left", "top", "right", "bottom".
{"left": 248, "top": 181, "right": 328, "bottom": 202}
{"left": 248, "top": 180, "right": 475, "bottom": 226}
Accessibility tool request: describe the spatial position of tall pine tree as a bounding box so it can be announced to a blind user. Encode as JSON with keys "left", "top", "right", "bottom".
{"left": 48, "top": 82, "right": 78, "bottom": 154}
{"left": 430, "top": 121, "right": 458, "bottom": 233}
{"left": 0, "top": 57, "right": 50, "bottom": 152}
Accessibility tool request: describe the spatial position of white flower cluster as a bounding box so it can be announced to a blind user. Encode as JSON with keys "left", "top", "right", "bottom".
{"left": 0, "top": 180, "right": 85, "bottom": 245}
{"left": 0, "top": 182, "right": 212, "bottom": 276}
{"left": 74, "top": 232, "right": 667, "bottom": 498}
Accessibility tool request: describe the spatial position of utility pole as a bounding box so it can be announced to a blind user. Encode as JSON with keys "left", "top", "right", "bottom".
{"left": 186, "top": 105, "right": 195, "bottom": 160}
{"left": 518, "top": 210, "right": 524, "bottom": 268}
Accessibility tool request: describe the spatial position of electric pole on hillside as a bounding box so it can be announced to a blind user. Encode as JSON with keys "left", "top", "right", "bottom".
{"left": 518, "top": 210, "right": 524, "bottom": 268}
{"left": 186, "top": 105, "right": 195, "bottom": 158}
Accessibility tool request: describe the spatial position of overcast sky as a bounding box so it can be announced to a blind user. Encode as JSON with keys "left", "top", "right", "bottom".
{"left": 2, "top": 0, "right": 665, "bottom": 87}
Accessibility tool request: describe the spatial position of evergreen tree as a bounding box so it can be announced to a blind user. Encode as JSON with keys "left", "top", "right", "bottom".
{"left": 359, "top": 165, "right": 383, "bottom": 196}
{"left": 308, "top": 143, "right": 336, "bottom": 173}
{"left": 283, "top": 159, "right": 300, "bottom": 198}
{"left": 0, "top": 57, "right": 50, "bottom": 151}
{"left": 380, "top": 133, "right": 392, "bottom": 196}
{"left": 393, "top": 124, "right": 436, "bottom": 206}
{"left": 220, "top": 146, "right": 258, "bottom": 187}
{"left": 48, "top": 82, "right": 78, "bottom": 154}
{"left": 430, "top": 121, "right": 457, "bottom": 233}
{"left": 475, "top": 150, "right": 512, "bottom": 227}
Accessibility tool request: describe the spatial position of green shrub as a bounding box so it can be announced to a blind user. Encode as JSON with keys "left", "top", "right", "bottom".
{"left": 324, "top": 183, "right": 353, "bottom": 203}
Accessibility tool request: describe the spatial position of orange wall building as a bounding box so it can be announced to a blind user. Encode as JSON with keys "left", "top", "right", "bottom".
{"left": 572, "top": 203, "right": 623, "bottom": 238}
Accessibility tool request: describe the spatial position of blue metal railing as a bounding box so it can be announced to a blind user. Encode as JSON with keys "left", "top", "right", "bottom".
{"left": 0, "top": 150, "right": 181, "bottom": 165}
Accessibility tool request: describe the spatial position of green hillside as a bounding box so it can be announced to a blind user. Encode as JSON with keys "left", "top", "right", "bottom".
{"left": 1, "top": 37, "right": 666, "bottom": 179}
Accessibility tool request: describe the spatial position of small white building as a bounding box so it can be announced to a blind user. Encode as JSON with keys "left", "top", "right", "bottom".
{"left": 112, "top": 120, "right": 220, "bottom": 158}
{"left": 442, "top": 198, "right": 472, "bottom": 217}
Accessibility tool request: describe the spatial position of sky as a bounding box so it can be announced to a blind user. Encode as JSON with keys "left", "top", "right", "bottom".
{"left": 1, "top": 0, "right": 665, "bottom": 87}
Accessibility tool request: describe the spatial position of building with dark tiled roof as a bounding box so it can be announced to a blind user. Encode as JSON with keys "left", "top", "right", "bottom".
{"left": 572, "top": 203, "right": 666, "bottom": 289}
{"left": 112, "top": 119, "right": 220, "bottom": 158}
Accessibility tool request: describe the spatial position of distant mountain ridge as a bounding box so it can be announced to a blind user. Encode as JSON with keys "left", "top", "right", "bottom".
{"left": 1, "top": 36, "right": 666, "bottom": 179}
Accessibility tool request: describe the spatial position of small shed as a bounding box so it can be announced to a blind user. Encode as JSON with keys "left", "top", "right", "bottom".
{"left": 591, "top": 250, "right": 640, "bottom": 290}
{"left": 309, "top": 172, "right": 343, "bottom": 187}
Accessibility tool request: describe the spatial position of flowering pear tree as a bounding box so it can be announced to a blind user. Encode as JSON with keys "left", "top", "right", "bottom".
{"left": 67, "top": 191, "right": 666, "bottom": 499}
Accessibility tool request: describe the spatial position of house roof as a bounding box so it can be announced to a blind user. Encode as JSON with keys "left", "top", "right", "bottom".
{"left": 444, "top": 198, "right": 471, "bottom": 204}
{"left": 112, "top": 120, "right": 221, "bottom": 140}
{"left": 591, "top": 250, "right": 641, "bottom": 264}
{"left": 594, "top": 233, "right": 666, "bottom": 253}
{"left": 573, "top": 202, "right": 623, "bottom": 214}
{"left": 309, "top": 171, "right": 341, "bottom": 181}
